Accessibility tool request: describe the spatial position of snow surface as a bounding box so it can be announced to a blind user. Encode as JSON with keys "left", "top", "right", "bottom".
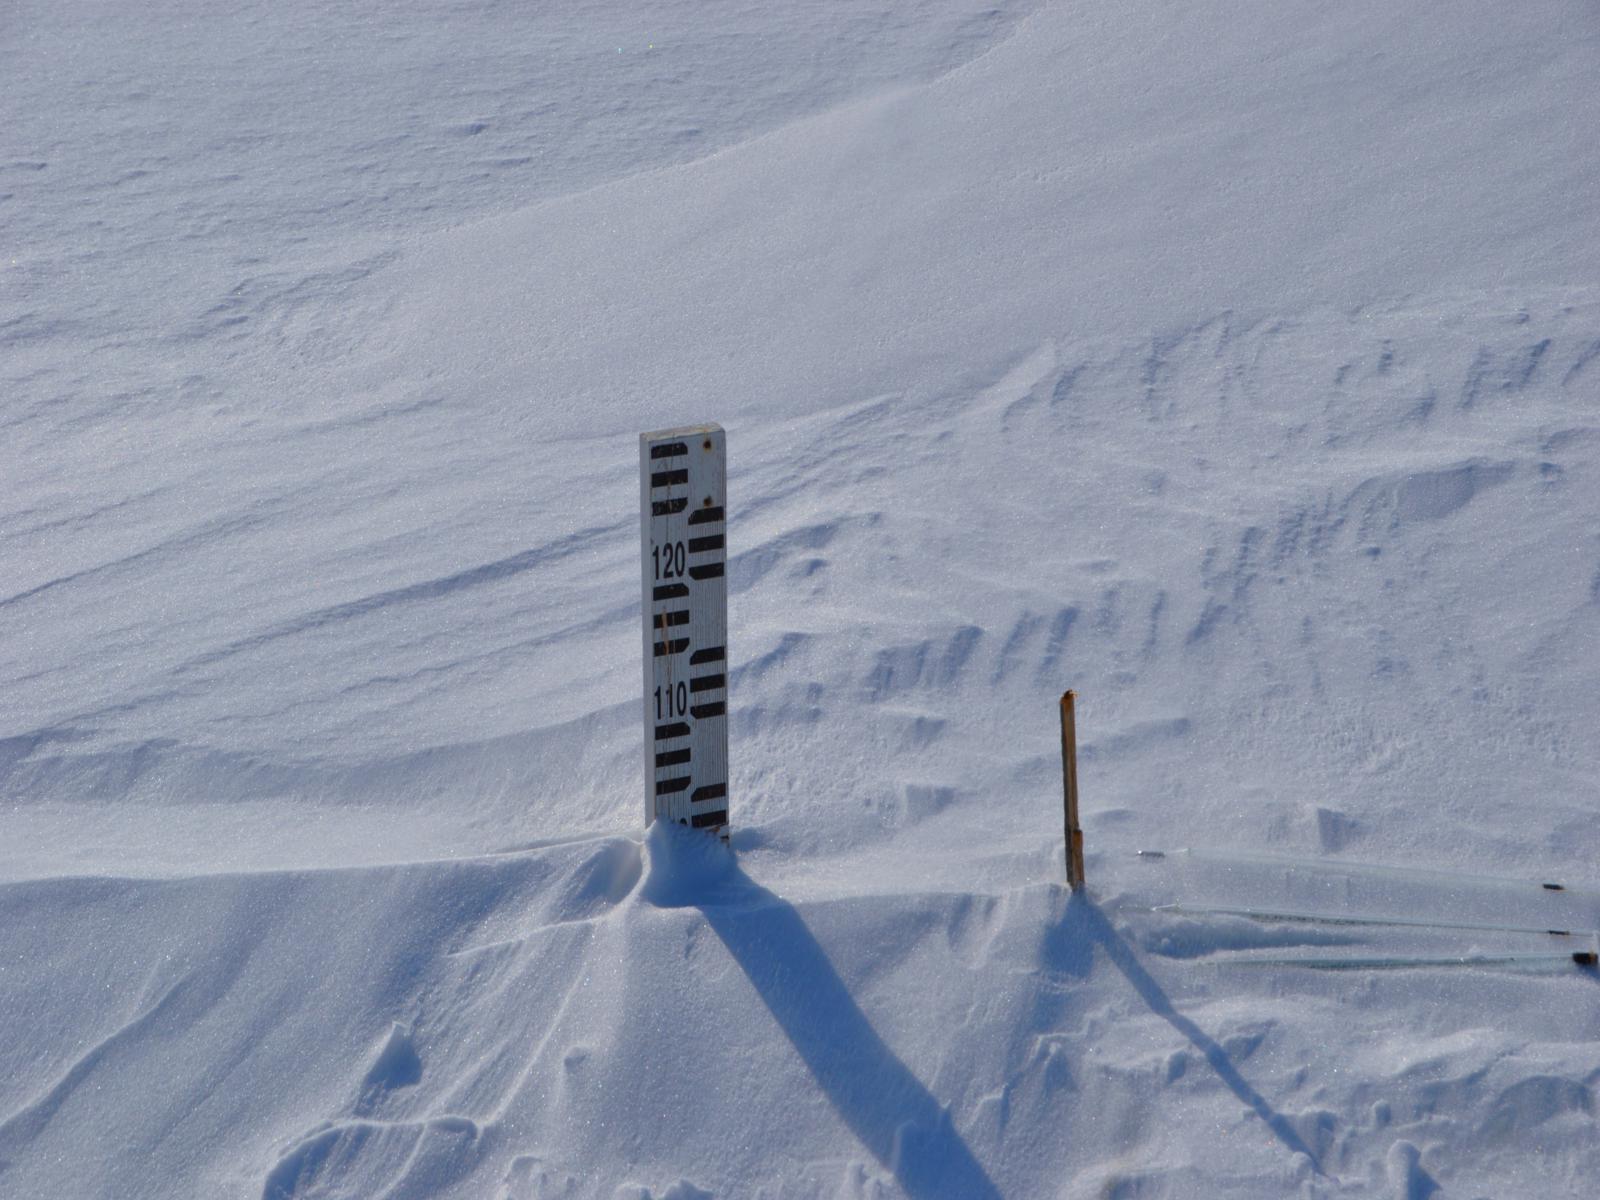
{"left": 5, "top": 0, "right": 1600, "bottom": 1196}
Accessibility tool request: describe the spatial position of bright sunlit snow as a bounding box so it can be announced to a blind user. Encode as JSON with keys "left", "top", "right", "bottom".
{"left": 4, "top": 1, "right": 1600, "bottom": 1197}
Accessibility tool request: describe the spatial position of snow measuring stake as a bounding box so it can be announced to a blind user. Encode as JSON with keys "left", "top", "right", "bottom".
{"left": 640, "top": 425, "right": 730, "bottom": 835}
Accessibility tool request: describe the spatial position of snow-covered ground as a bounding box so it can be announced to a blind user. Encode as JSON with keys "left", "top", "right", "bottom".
{"left": 4, "top": 1, "right": 1600, "bottom": 1196}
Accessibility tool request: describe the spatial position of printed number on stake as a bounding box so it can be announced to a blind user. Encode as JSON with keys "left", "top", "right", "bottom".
{"left": 654, "top": 682, "right": 688, "bottom": 720}
{"left": 653, "top": 541, "right": 686, "bottom": 580}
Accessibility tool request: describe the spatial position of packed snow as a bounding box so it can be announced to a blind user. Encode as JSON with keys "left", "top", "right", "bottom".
{"left": 4, "top": 1, "right": 1599, "bottom": 1196}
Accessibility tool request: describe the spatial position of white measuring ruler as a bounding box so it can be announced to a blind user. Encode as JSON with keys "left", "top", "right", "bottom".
{"left": 639, "top": 424, "right": 729, "bottom": 835}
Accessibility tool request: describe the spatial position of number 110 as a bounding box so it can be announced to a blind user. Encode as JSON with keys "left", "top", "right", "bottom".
{"left": 655, "top": 681, "right": 688, "bottom": 719}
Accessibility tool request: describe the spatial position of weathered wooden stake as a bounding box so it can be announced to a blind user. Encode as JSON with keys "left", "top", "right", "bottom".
{"left": 1060, "top": 690, "right": 1084, "bottom": 890}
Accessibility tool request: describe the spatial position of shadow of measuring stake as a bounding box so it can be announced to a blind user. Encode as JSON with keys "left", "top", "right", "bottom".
{"left": 1047, "top": 893, "right": 1324, "bottom": 1175}
{"left": 644, "top": 826, "right": 1002, "bottom": 1199}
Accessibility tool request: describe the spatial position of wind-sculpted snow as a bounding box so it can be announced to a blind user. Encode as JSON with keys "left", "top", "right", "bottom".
{"left": 12, "top": 299, "right": 1596, "bottom": 868}
{"left": 5, "top": 0, "right": 1600, "bottom": 1196}
{"left": 7, "top": 294, "right": 1599, "bottom": 1195}
{"left": 7, "top": 831, "right": 1597, "bottom": 1197}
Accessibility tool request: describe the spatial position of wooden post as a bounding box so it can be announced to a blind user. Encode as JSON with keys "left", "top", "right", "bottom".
{"left": 1060, "top": 691, "right": 1084, "bottom": 890}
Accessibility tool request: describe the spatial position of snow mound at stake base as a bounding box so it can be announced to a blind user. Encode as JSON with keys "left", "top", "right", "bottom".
{"left": 4, "top": 0, "right": 1600, "bottom": 1196}
{"left": 7, "top": 819, "right": 1600, "bottom": 1197}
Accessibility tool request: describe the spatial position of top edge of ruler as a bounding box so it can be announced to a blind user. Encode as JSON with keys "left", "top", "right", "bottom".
{"left": 641, "top": 423, "right": 724, "bottom": 443}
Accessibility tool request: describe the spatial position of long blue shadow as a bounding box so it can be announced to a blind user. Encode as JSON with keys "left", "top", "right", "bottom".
{"left": 1050, "top": 894, "right": 1323, "bottom": 1173}
{"left": 686, "top": 862, "right": 1002, "bottom": 1199}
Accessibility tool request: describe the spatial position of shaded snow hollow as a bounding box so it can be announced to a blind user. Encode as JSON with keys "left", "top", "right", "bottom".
{"left": 4, "top": 1, "right": 1600, "bottom": 1197}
